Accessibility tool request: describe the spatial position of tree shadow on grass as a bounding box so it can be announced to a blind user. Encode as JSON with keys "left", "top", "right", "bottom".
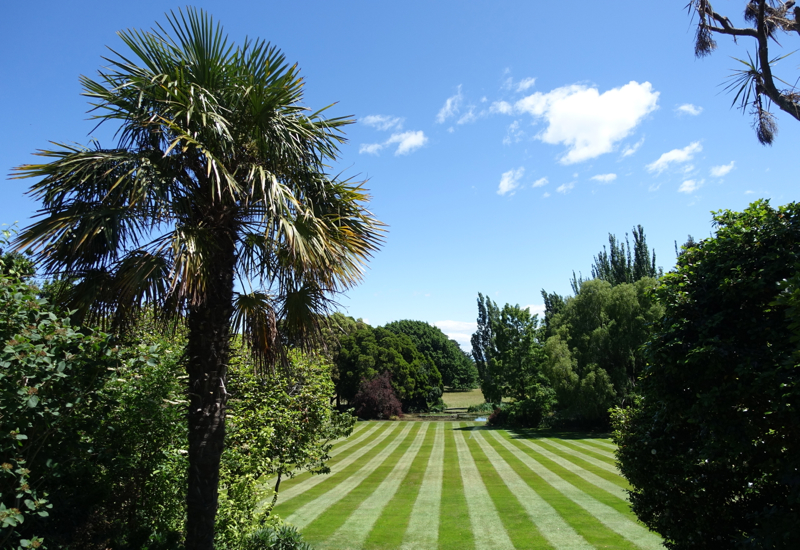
{"left": 452, "top": 425, "right": 611, "bottom": 441}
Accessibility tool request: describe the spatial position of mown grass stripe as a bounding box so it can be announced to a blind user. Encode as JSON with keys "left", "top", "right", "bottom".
{"left": 329, "top": 423, "right": 381, "bottom": 457}
{"left": 538, "top": 439, "right": 622, "bottom": 476}
{"left": 491, "top": 431, "right": 663, "bottom": 550}
{"left": 515, "top": 437, "right": 629, "bottom": 501}
{"left": 276, "top": 422, "right": 398, "bottom": 504}
{"left": 323, "top": 423, "right": 429, "bottom": 549}
{"left": 399, "top": 422, "right": 444, "bottom": 550}
{"left": 471, "top": 429, "right": 593, "bottom": 549}
{"left": 562, "top": 439, "right": 617, "bottom": 459}
{"left": 453, "top": 426, "right": 514, "bottom": 550}
{"left": 287, "top": 422, "right": 415, "bottom": 530}
{"left": 364, "top": 423, "right": 436, "bottom": 549}
{"left": 439, "top": 423, "right": 474, "bottom": 550}
{"left": 587, "top": 438, "right": 617, "bottom": 450}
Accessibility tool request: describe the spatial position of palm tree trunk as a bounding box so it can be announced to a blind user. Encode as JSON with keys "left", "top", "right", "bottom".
{"left": 185, "top": 237, "right": 236, "bottom": 550}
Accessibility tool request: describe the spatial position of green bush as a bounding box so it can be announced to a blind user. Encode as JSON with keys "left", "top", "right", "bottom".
{"left": 467, "top": 402, "right": 501, "bottom": 413}
{"left": 244, "top": 523, "right": 314, "bottom": 550}
{"left": 486, "top": 388, "right": 555, "bottom": 428}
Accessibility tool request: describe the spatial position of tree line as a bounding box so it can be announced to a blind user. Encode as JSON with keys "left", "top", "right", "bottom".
{"left": 469, "top": 204, "right": 800, "bottom": 549}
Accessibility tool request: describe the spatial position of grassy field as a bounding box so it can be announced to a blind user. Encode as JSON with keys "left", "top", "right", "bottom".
{"left": 270, "top": 421, "right": 663, "bottom": 549}
{"left": 441, "top": 388, "right": 485, "bottom": 409}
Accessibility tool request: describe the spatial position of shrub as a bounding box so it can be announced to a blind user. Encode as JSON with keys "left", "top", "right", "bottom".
{"left": 351, "top": 371, "right": 403, "bottom": 419}
{"left": 244, "top": 523, "right": 314, "bottom": 550}
{"left": 467, "top": 402, "right": 501, "bottom": 413}
{"left": 486, "top": 388, "right": 556, "bottom": 428}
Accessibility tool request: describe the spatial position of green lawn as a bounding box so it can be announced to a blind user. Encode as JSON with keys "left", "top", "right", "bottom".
{"left": 270, "top": 421, "right": 663, "bottom": 550}
{"left": 441, "top": 388, "right": 486, "bottom": 409}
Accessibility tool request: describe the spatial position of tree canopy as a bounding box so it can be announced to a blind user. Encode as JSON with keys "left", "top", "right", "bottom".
{"left": 335, "top": 326, "right": 443, "bottom": 413}
{"left": 10, "top": 9, "right": 382, "bottom": 548}
{"left": 612, "top": 200, "right": 800, "bottom": 548}
{"left": 544, "top": 277, "right": 663, "bottom": 425}
{"left": 383, "top": 319, "right": 478, "bottom": 390}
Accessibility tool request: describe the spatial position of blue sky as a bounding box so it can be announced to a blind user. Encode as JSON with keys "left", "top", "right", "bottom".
{"left": 2, "top": 1, "right": 798, "bottom": 349}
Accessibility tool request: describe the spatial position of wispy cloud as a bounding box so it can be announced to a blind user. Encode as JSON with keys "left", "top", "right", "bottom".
{"left": 678, "top": 179, "right": 703, "bottom": 193}
{"left": 543, "top": 191, "right": 551, "bottom": 198}
{"left": 457, "top": 107, "right": 478, "bottom": 125}
{"left": 532, "top": 177, "right": 548, "bottom": 188}
{"left": 359, "top": 143, "right": 385, "bottom": 155}
{"left": 491, "top": 101, "right": 514, "bottom": 115}
{"left": 516, "top": 77, "right": 536, "bottom": 92}
{"left": 556, "top": 182, "right": 575, "bottom": 194}
{"left": 387, "top": 131, "right": 427, "bottom": 155}
{"left": 591, "top": 173, "right": 617, "bottom": 183}
{"left": 362, "top": 114, "right": 404, "bottom": 131}
{"left": 676, "top": 103, "right": 703, "bottom": 116}
{"left": 436, "top": 85, "right": 463, "bottom": 123}
{"left": 646, "top": 141, "right": 702, "bottom": 174}
{"left": 498, "top": 81, "right": 658, "bottom": 164}
{"left": 360, "top": 130, "right": 428, "bottom": 156}
{"left": 497, "top": 167, "right": 525, "bottom": 196}
{"left": 503, "top": 120, "right": 525, "bottom": 144}
{"left": 622, "top": 137, "right": 645, "bottom": 157}
{"left": 710, "top": 161, "right": 735, "bottom": 177}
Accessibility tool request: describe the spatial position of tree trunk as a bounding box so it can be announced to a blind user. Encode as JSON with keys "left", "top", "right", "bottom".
{"left": 184, "top": 236, "right": 236, "bottom": 550}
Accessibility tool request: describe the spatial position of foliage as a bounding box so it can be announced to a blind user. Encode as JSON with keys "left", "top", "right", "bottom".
{"left": 543, "top": 277, "right": 663, "bottom": 426}
{"left": 466, "top": 401, "right": 501, "bottom": 413}
{"left": 0, "top": 244, "right": 119, "bottom": 550}
{"left": 612, "top": 200, "right": 800, "bottom": 548}
{"left": 486, "top": 393, "right": 555, "bottom": 428}
{"left": 10, "top": 8, "right": 383, "bottom": 548}
{"left": 383, "top": 320, "right": 478, "bottom": 390}
{"left": 689, "top": 0, "right": 800, "bottom": 144}
{"left": 350, "top": 371, "right": 403, "bottom": 420}
{"left": 335, "top": 326, "right": 443, "bottom": 412}
{"left": 471, "top": 296, "right": 551, "bottom": 408}
{"left": 569, "top": 225, "right": 660, "bottom": 292}
{"left": 217, "top": 347, "right": 353, "bottom": 547}
{"left": 243, "top": 523, "right": 314, "bottom": 550}
{"left": 470, "top": 293, "right": 496, "bottom": 393}
{"left": 35, "top": 316, "right": 187, "bottom": 549}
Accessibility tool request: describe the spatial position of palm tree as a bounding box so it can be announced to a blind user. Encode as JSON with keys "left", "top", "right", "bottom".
{"left": 11, "top": 9, "right": 383, "bottom": 549}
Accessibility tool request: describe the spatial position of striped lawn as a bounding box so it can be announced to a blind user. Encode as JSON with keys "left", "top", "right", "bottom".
{"left": 271, "top": 422, "right": 663, "bottom": 550}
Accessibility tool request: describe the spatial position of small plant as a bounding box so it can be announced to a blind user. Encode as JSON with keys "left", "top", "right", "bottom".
{"left": 245, "top": 523, "right": 314, "bottom": 550}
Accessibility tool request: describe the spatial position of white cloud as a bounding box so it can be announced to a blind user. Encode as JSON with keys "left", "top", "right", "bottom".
{"left": 359, "top": 142, "right": 384, "bottom": 155}
{"left": 710, "top": 161, "right": 735, "bottom": 177}
{"left": 591, "top": 173, "right": 617, "bottom": 183}
{"left": 646, "top": 141, "right": 702, "bottom": 174}
{"left": 525, "top": 304, "right": 546, "bottom": 318}
{"left": 622, "top": 137, "right": 645, "bottom": 157}
{"left": 510, "top": 81, "right": 658, "bottom": 164}
{"left": 676, "top": 103, "right": 703, "bottom": 116}
{"left": 490, "top": 100, "right": 514, "bottom": 115}
{"left": 362, "top": 114, "right": 404, "bottom": 131}
{"left": 516, "top": 77, "right": 536, "bottom": 92}
{"left": 745, "top": 190, "right": 755, "bottom": 194}
{"left": 678, "top": 179, "right": 703, "bottom": 193}
{"left": 386, "top": 131, "right": 428, "bottom": 155}
{"left": 359, "top": 131, "right": 428, "bottom": 156}
{"left": 556, "top": 182, "right": 575, "bottom": 194}
{"left": 434, "top": 320, "right": 477, "bottom": 351}
{"left": 497, "top": 167, "right": 525, "bottom": 196}
{"left": 543, "top": 191, "right": 551, "bottom": 198}
{"left": 532, "top": 177, "right": 548, "bottom": 187}
{"left": 503, "top": 120, "right": 525, "bottom": 144}
{"left": 436, "top": 85, "right": 463, "bottom": 123}
{"left": 457, "top": 107, "right": 477, "bottom": 125}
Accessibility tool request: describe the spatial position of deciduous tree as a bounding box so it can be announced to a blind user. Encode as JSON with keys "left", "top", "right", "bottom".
{"left": 612, "top": 200, "right": 800, "bottom": 548}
